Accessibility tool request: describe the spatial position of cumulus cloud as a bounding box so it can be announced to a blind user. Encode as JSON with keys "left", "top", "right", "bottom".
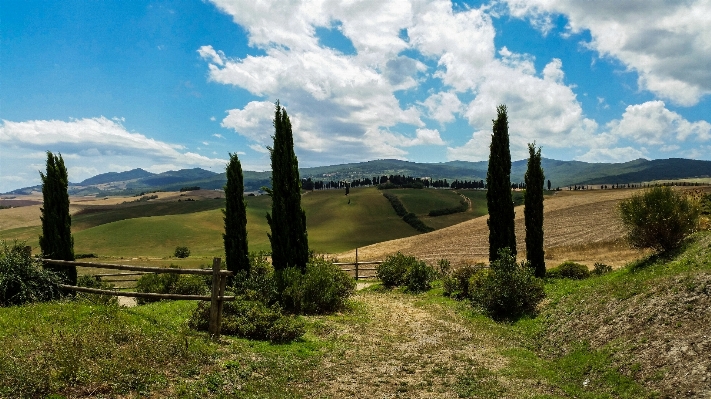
{"left": 202, "top": 0, "right": 605, "bottom": 164}
{"left": 607, "top": 101, "right": 711, "bottom": 145}
{"left": 0, "top": 117, "right": 227, "bottom": 191}
{"left": 505, "top": 0, "right": 711, "bottom": 106}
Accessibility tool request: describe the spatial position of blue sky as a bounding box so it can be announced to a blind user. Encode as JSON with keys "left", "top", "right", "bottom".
{"left": 2, "top": 0, "right": 710, "bottom": 192}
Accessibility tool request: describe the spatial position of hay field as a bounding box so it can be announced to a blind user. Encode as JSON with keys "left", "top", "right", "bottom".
{"left": 336, "top": 187, "right": 709, "bottom": 268}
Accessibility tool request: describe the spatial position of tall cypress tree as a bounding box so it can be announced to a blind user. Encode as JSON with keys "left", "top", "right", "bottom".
{"left": 266, "top": 101, "right": 309, "bottom": 272}
{"left": 524, "top": 143, "right": 546, "bottom": 277}
{"left": 486, "top": 105, "right": 516, "bottom": 263}
{"left": 39, "top": 151, "right": 76, "bottom": 284}
{"left": 223, "top": 152, "right": 249, "bottom": 278}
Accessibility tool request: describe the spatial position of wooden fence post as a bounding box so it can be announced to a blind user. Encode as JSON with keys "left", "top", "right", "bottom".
{"left": 355, "top": 248, "right": 359, "bottom": 280}
{"left": 209, "top": 257, "right": 222, "bottom": 338}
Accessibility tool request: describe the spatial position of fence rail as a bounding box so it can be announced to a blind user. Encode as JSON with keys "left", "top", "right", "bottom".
{"left": 43, "top": 258, "right": 232, "bottom": 338}
{"left": 333, "top": 248, "right": 381, "bottom": 280}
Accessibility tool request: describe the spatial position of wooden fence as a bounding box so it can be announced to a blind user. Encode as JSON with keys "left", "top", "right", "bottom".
{"left": 333, "top": 248, "right": 381, "bottom": 280}
{"left": 43, "top": 258, "right": 233, "bottom": 338}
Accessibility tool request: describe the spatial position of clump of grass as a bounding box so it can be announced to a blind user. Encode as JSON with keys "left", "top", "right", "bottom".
{"left": 0, "top": 301, "right": 214, "bottom": 398}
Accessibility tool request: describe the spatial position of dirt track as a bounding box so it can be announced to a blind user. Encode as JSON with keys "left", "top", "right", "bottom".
{"left": 336, "top": 189, "right": 656, "bottom": 268}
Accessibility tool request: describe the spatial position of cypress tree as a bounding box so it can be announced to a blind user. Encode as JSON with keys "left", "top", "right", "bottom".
{"left": 223, "top": 152, "right": 249, "bottom": 278}
{"left": 266, "top": 101, "right": 309, "bottom": 272}
{"left": 524, "top": 143, "right": 545, "bottom": 277}
{"left": 39, "top": 151, "right": 76, "bottom": 284}
{"left": 486, "top": 105, "right": 516, "bottom": 263}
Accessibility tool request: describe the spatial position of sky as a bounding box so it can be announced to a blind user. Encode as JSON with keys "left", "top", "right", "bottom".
{"left": 1, "top": 0, "right": 710, "bottom": 193}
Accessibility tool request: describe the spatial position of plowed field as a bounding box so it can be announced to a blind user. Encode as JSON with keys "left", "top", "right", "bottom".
{"left": 337, "top": 188, "right": 708, "bottom": 268}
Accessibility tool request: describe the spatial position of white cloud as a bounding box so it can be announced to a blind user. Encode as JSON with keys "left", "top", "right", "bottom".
{"left": 505, "top": 0, "right": 711, "bottom": 106}
{"left": 221, "top": 101, "right": 274, "bottom": 144}
{"left": 0, "top": 117, "right": 227, "bottom": 191}
{"left": 607, "top": 101, "right": 711, "bottom": 145}
{"left": 420, "top": 91, "right": 463, "bottom": 124}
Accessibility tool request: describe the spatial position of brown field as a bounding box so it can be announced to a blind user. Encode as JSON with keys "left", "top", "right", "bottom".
{"left": 337, "top": 186, "right": 711, "bottom": 269}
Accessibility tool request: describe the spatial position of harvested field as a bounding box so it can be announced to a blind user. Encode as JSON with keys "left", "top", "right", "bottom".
{"left": 337, "top": 188, "right": 708, "bottom": 269}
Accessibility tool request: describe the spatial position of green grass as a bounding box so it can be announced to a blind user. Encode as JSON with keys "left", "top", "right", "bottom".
{"left": 72, "top": 198, "right": 225, "bottom": 231}
{"left": 388, "top": 188, "right": 463, "bottom": 215}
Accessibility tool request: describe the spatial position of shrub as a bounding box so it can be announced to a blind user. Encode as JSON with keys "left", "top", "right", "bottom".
{"left": 76, "top": 275, "right": 118, "bottom": 306}
{"left": 593, "top": 262, "right": 613, "bottom": 275}
{"left": 188, "top": 299, "right": 304, "bottom": 343}
{"left": 135, "top": 266, "right": 208, "bottom": 304}
{"left": 619, "top": 186, "right": 700, "bottom": 252}
{"left": 405, "top": 260, "right": 436, "bottom": 293}
{"left": 232, "top": 252, "right": 277, "bottom": 304}
{"left": 0, "top": 241, "right": 65, "bottom": 306}
{"left": 376, "top": 252, "right": 412, "bottom": 288}
{"left": 174, "top": 246, "right": 191, "bottom": 258}
{"left": 547, "top": 261, "right": 590, "bottom": 279}
{"left": 442, "top": 264, "right": 486, "bottom": 299}
{"left": 437, "top": 258, "right": 451, "bottom": 277}
{"left": 278, "top": 258, "right": 356, "bottom": 314}
{"left": 470, "top": 248, "right": 545, "bottom": 320}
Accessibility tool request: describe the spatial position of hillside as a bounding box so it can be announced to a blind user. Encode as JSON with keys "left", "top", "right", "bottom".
{"left": 5, "top": 157, "right": 711, "bottom": 196}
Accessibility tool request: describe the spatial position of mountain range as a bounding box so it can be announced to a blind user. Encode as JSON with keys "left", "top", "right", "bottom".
{"left": 4, "top": 158, "right": 711, "bottom": 196}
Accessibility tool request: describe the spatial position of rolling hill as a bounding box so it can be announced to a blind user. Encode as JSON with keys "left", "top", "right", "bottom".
{"left": 4, "top": 157, "right": 711, "bottom": 196}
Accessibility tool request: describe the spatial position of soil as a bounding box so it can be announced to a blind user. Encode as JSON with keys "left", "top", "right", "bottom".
{"left": 335, "top": 189, "right": 695, "bottom": 269}
{"left": 304, "top": 291, "right": 557, "bottom": 398}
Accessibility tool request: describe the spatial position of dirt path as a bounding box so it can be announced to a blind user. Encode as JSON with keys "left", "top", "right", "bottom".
{"left": 306, "top": 291, "right": 550, "bottom": 398}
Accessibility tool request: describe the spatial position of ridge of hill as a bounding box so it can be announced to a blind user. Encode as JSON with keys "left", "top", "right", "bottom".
{"left": 4, "top": 157, "right": 711, "bottom": 196}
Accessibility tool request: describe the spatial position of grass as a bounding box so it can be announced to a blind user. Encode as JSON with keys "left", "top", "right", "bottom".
{"left": 4, "top": 231, "right": 710, "bottom": 397}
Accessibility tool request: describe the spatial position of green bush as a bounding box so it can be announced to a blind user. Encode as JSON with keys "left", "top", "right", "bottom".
{"left": 442, "top": 263, "right": 486, "bottom": 299}
{"left": 188, "top": 298, "right": 304, "bottom": 343}
{"left": 174, "top": 246, "right": 191, "bottom": 258}
{"left": 437, "top": 258, "right": 451, "bottom": 277}
{"left": 405, "top": 260, "right": 436, "bottom": 293}
{"left": 135, "top": 266, "right": 208, "bottom": 304}
{"left": 232, "top": 252, "right": 277, "bottom": 304}
{"left": 619, "top": 186, "right": 700, "bottom": 252}
{"left": 470, "top": 248, "right": 545, "bottom": 320}
{"left": 376, "top": 252, "right": 412, "bottom": 288}
{"left": 593, "top": 262, "right": 612, "bottom": 275}
{"left": 547, "top": 261, "right": 590, "bottom": 280}
{"left": 0, "top": 241, "right": 65, "bottom": 306}
{"left": 278, "top": 258, "right": 356, "bottom": 314}
{"left": 76, "top": 275, "right": 118, "bottom": 306}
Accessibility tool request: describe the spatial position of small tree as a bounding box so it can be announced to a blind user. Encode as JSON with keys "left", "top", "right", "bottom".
{"left": 486, "top": 105, "right": 516, "bottom": 263}
{"left": 547, "top": 180, "right": 551, "bottom": 191}
{"left": 266, "top": 101, "right": 309, "bottom": 273}
{"left": 224, "top": 153, "right": 250, "bottom": 277}
{"left": 39, "top": 151, "right": 76, "bottom": 285}
{"left": 619, "top": 186, "right": 700, "bottom": 252}
{"left": 524, "top": 143, "right": 545, "bottom": 277}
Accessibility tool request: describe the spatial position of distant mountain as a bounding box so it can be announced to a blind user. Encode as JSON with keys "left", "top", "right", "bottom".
{"left": 79, "top": 168, "right": 154, "bottom": 185}
{"left": 5, "top": 158, "right": 711, "bottom": 196}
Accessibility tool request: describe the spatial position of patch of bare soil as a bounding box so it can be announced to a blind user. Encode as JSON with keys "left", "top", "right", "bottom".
{"left": 305, "top": 291, "right": 556, "bottom": 398}
{"left": 543, "top": 271, "right": 711, "bottom": 398}
{"left": 337, "top": 189, "right": 649, "bottom": 268}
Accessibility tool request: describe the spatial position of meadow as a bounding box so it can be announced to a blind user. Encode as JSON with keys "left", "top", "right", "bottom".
{"left": 1, "top": 185, "right": 710, "bottom": 397}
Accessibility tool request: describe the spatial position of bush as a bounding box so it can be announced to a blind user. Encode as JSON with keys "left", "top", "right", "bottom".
{"left": 405, "top": 260, "right": 436, "bottom": 293}
{"left": 135, "top": 266, "right": 208, "bottom": 304}
{"left": 546, "top": 261, "right": 590, "bottom": 279}
{"left": 442, "top": 263, "right": 486, "bottom": 299}
{"left": 437, "top": 258, "right": 451, "bottom": 277}
{"left": 0, "top": 241, "right": 65, "bottom": 306}
{"left": 619, "top": 186, "right": 700, "bottom": 252}
{"left": 188, "top": 299, "right": 304, "bottom": 343}
{"left": 470, "top": 248, "right": 545, "bottom": 320}
{"left": 76, "top": 275, "right": 118, "bottom": 305}
{"left": 376, "top": 252, "right": 412, "bottom": 288}
{"left": 278, "top": 258, "right": 356, "bottom": 314}
{"left": 232, "top": 252, "right": 277, "bottom": 304}
{"left": 592, "top": 262, "right": 612, "bottom": 275}
{"left": 174, "top": 246, "right": 191, "bottom": 258}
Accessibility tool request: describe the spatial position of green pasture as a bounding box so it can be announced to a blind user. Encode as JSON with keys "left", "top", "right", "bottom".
{"left": 1, "top": 187, "right": 493, "bottom": 259}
